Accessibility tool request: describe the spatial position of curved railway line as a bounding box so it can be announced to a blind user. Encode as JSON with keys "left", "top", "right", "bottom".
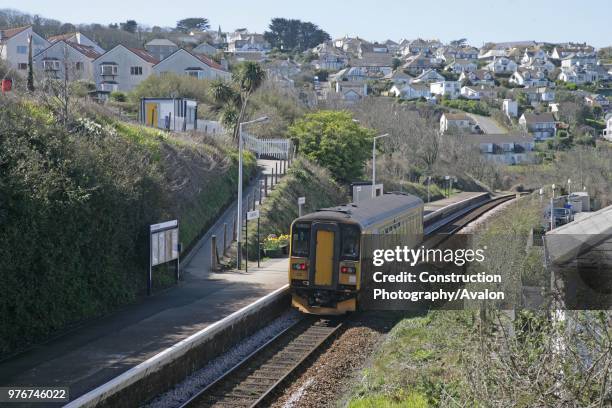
{"left": 174, "top": 193, "right": 517, "bottom": 408}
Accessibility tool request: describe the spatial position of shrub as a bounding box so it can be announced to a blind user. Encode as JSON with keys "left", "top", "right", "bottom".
{"left": 110, "top": 91, "right": 127, "bottom": 102}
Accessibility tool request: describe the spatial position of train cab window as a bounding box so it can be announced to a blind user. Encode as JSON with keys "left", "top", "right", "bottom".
{"left": 341, "top": 225, "right": 360, "bottom": 260}
{"left": 291, "top": 224, "right": 310, "bottom": 257}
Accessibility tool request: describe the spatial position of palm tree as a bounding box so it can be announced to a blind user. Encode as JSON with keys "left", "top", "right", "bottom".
{"left": 211, "top": 61, "right": 266, "bottom": 141}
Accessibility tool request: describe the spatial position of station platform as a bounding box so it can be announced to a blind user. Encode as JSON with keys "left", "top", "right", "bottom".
{"left": 424, "top": 192, "right": 489, "bottom": 215}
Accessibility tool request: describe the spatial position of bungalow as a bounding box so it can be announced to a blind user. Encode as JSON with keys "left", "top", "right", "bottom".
{"left": 0, "top": 26, "right": 50, "bottom": 72}
{"left": 351, "top": 53, "right": 394, "bottom": 76}
{"left": 459, "top": 69, "right": 495, "bottom": 86}
{"left": 516, "top": 87, "right": 556, "bottom": 104}
{"left": 140, "top": 97, "right": 198, "bottom": 131}
{"left": 460, "top": 85, "right": 496, "bottom": 100}
{"left": 383, "top": 70, "right": 414, "bottom": 86}
{"left": 332, "top": 81, "right": 368, "bottom": 104}
{"left": 440, "top": 112, "right": 477, "bottom": 134}
{"left": 144, "top": 39, "right": 179, "bottom": 62}
{"left": 436, "top": 46, "right": 479, "bottom": 61}
{"left": 402, "top": 55, "right": 441, "bottom": 75}
{"left": 470, "top": 133, "right": 536, "bottom": 165}
{"left": 312, "top": 41, "right": 349, "bottom": 70}
{"left": 389, "top": 83, "right": 431, "bottom": 100}
{"left": 445, "top": 59, "right": 477, "bottom": 73}
{"left": 48, "top": 32, "right": 105, "bottom": 54}
{"left": 404, "top": 38, "right": 442, "bottom": 55}
{"left": 519, "top": 112, "right": 556, "bottom": 140}
{"left": 551, "top": 44, "right": 595, "bottom": 60}
{"left": 153, "top": 48, "right": 230, "bottom": 80}
{"left": 410, "top": 68, "right": 445, "bottom": 84}
{"left": 430, "top": 80, "right": 460, "bottom": 99}
{"left": 485, "top": 57, "right": 518, "bottom": 74}
{"left": 330, "top": 67, "right": 367, "bottom": 82}
{"left": 509, "top": 69, "right": 550, "bottom": 87}
{"left": 93, "top": 45, "right": 158, "bottom": 95}
{"left": 33, "top": 40, "right": 101, "bottom": 81}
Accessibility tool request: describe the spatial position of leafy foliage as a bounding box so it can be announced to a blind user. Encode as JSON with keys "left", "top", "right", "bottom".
{"left": 176, "top": 17, "right": 210, "bottom": 32}
{"left": 263, "top": 18, "right": 330, "bottom": 52}
{"left": 288, "top": 111, "right": 375, "bottom": 182}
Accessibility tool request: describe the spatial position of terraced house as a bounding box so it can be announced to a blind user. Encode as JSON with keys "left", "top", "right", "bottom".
{"left": 93, "top": 45, "right": 158, "bottom": 98}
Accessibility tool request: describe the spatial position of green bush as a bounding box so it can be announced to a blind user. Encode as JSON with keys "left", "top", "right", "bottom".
{"left": 441, "top": 99, "right": 490, "bottom": 116}
{"left": 0, "top": 98, "right": 255, "bottom": 357}
{"left": 110, "top": 91, "right": 127, "bottom": 102}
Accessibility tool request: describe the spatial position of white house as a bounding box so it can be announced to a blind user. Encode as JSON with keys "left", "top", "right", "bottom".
{"left": 460, "top": 85, "right": 483, "bottom": 100}
{"left": 445, "top": 59, "right": 477, "bottom": 73}
{"left": 48, "top": 32, "right": 105, "bottom": 54}
{"left": 411, "top": 68, "right": 445, "bottom": 84}
{"left": 503, "top": 99, "right": 518, "bottom": 118}
{"left": 383, "top": 70, "right": 414, "bottom": 85}
{"left": 430, "top": 81, "right": 460, "bottom": 99}
{"left": 558, "top": 67, "right": 599, "bottom": 84}
{"left": 0, "top": 26, "right": 49, "bottom": 73}
{"left": 389, "top": 83, "right": 431, "bottom": 100}
{"left": 152, "top": 49, "right": 230, "bottom": 80}
{"left": 485, "top": 57, "right": 518, "bottom": 74}
{"left": 93, "top": 45, "right": 158, "bottom": 95}
{"left": 510, "top": 69, "right": 549, "bottom": 87}
{"left": 440, "top": 112, "right": 477, "bottom": 134}
{"left": 459, "top": 69, "right": 495, "bottom": 86}
{"left": 33, "top": 40, "right": 101, "bottom": 82}
{"left": 585, "top": 94, "right": 610, "bottom": 109}
{"left": 551, "top": 44, "right": 595, "bottom": 60}
{"left": 333, "top": 81, "right": 368, "bottom": 104}
{"left": 470, "top": 133, "right": 536, "bottom": 165}
{"left": 144, "top": 39, "right": 179, "bottom": 62}
{"left": 519, "top": 112, "right": 556, "bottom": 140}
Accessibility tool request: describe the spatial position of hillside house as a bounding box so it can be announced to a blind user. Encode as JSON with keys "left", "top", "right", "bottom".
{"left": 93, "top": 45, "right": 158, "bottom": 96}
{"left": 430, "top": 81, "right": 460, "bottom": 99}
{"left": 411, "top": 68, "right": 445, "bottom": 84}
{"left": 48, "top": 32, "right": 105, "bottom": 54}
{"left": 402, "top": 55, "right": 441, "bottom": 75}
{"left": 445, "top": 59, "right": 477, "bottom": 73}
{"left": 153, "top": 49, "right": 230, "bottom": 80}
{"left": 585, "top": 94, "right": 610, "bottom": 109}
{"left": 460, "top": 85, "right": 496, "bottom": 100}
{"left": 471, "top": 133, "right": 536, "bottom": 164}
{"left": 503, "top": 99, "right": 518, "bottom": 118}
{"left": 519, "top": 112, "right": 556, "bottom": 139}
{"left": 34, "top": 40, "right": 101, "bottom": 81}
{"left": 144, "top": 39, "right": 179, "bottom": 61}
{"left": 510, "top": 69, "right": 550, "bottom": 87}
{"left": 389, "top": 83, "right": 431, "bottom": 100}
{"left": 192, "top": 42, "right": 218, "bottom": 56}
{"left": 485, "top": 57, "right": 518, "bottom": 74}
{"left": 0, "top": 26, "right": 50, "bottom": 72}
{"left": 603, "top": 114, "right": 612, "bottom": 141}
{"left": 440, "top": 112, "right": 477, "bottom": 134}
{"left": 459, "top": 69, "right": 495, "bottom": 86}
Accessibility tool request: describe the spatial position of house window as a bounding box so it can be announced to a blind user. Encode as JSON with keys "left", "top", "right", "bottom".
{"left": 17, "top": 45, "right": 27, "bottom": 54}
{"left": 101, "top": 64, "right": 118, "bottom": 75}
{"left": 43, "top": 60, "right": 60, "bottom": 71}
{"left": 130, "top": 66, "right": 142, "bottom": 75}
{"left": 187, "top": 71, "right": 199, "bottom": 78}
{"left": 75, "top": 62, "right": 84, "bottom": 71}
{"left": 17, "top": 63, "right": 28, "bottom": 70}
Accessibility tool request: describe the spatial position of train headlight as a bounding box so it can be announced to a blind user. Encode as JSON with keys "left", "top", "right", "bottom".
{"left": 292, "top": 263, "right": 308, "bottom": 270}
{"left": 340, "top": 266, "right": 356, "bottom": 274}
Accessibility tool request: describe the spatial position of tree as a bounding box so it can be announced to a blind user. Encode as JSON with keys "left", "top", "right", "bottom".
{"left": 26, "top": 35, "right": 34, "bottom": 92}
{"left": 210, "top": 61, "right": 267, "bottom": 140}
{"left": 288, "top": 111, "right": 374, "bottom": 182}
{"left": 450, "top": 38, "right": 467, "bottom": 47}
{"left": 264, "top": 18, "right": 330, "bottom": 52}
{"left": 120, "top": 20, "right": 137, "bottom": 33}
{"left": 391, "top": 58, "right": 402, "bottom": 71}
{"left": 176, "top": 18, "right": 210, "bottom": 33}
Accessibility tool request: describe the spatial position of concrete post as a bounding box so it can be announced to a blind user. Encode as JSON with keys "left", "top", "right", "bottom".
{"left": 275, "top": 162, "right": 279, "bottom": 181}
{"left": 223, "top": 223, "right": 228, "bottom": 255}
{"left": 264, "top": 174, "right": 268, "bottom": 196}
{"left": 232, "top": 214, "right": 237, "bottom": 241}
{"left": 211, "top": 235, "right": 218, "bottom": 271}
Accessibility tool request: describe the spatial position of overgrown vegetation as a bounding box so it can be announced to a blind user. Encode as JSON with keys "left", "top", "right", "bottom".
{"left": 441, "top": 98, "right": 490, "bottom": 116}
{"left": 0, "top": 95, "right": 255, "bottom": 357}
{"left": 245, "top": 158, "right": 347, "bottom": 257}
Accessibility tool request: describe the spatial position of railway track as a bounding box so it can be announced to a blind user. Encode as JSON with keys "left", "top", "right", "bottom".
{"left": 179, "top": 316, "right": 343, "bottom": 408}
{"left": 173, "top": 194, "right": 517, "bottom": 408}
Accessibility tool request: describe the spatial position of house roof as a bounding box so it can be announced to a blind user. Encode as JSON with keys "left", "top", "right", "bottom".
{"left": 0, "top": 25, "right": 31, "bottom": 43}
{"left": 352, "top": 52, "right": 393, "bottom": 67}
{"left": 467, "top": 133, "right": 535, "bottom": 144}
{"left": 94, "top": 45, "right": 159, "bottom": 64}
{"left": 155, "top": 48, "right": 226, "bottom": 71}
{"left": 521, "top": 112, "right": 556, "bottom": 124}
{"left": 47, "top": 32, "right": 77, "bottom": 42}
{"left": 443, "top": 112, "right": 471, "bottom": 121}
{"left": 145, "top": 38, "right": 178, "bottom": 47}
{"left": 68, "top": 42, "right": 101, "bottom": 59}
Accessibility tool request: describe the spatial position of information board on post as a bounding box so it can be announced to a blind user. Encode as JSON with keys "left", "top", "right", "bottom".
{"left": 149, "top": 220, "right": 180, "bottom": 295}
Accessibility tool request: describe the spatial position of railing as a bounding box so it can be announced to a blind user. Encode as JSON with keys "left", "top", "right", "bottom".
{"left": 242, "top": 132, "right": 293, "bottom": 160}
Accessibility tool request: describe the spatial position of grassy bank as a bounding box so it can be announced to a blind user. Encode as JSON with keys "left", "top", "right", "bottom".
{"left": 246, "top": 158, "right": 348, "bottom": 257}
{"left": 0, "top": 96, "right": 255, "bottom": 357}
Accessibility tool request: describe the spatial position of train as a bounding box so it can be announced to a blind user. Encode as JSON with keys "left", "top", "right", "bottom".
{"left": 288, "top": 191, "right": 491, "bottom": 315}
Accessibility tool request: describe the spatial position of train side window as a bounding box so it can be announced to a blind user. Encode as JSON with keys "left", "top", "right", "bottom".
{"left": 340, "top": 225, "right": 360, "bottom": 260}
{"left": 291, "top": 224, "right": 310, "bottom": 257}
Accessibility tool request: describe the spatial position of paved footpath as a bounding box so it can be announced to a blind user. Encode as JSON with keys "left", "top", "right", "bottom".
{"left": 0, "top": 160, "right": 289, "bottom": 404}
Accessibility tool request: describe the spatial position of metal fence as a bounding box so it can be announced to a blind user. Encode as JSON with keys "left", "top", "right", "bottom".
{"left": 242, "top": 132, "right": 293, "bottom": 160}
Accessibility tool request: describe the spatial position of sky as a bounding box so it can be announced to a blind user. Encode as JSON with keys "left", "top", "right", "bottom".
{"left": 2, "top": 0, "right": 612, "bottom": 47}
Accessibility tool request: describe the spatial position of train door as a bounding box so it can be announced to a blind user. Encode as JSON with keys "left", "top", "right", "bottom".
{"left": 310, "top": 223, "right": 339, "bottom": 289}
{"left": 145, "top": 102, "right": 158, "bottom": 127}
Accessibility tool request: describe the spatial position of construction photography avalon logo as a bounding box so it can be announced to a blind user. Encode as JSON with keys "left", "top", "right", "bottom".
{"left": 0, "top": 0, "right": 611, "bottom": 406}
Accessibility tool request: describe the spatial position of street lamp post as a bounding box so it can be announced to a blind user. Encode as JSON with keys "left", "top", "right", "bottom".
{"left": 567, "top": 178, "right": 572, "bottom": 196}
{"left": 237, "top": 116, "right": 268, "bottom": 269}
{"left": 550, "top": 184, "right": 556, "bottom": 231}
{"left": 372, "top": 133, "right": 389, "bottom": 198}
